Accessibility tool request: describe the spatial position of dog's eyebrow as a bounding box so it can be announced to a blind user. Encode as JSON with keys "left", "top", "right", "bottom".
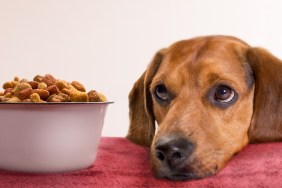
{"left": 205, "top": 73, "right": 222, "bottom": 85}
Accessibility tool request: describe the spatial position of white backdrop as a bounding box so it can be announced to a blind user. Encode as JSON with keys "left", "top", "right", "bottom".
{"left": 1, "top": 0, "right": 282, "bottom": 137}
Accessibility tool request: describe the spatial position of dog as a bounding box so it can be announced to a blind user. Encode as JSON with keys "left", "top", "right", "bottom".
{"left": 126, "top": 35, "right": 282, "bottom": 181}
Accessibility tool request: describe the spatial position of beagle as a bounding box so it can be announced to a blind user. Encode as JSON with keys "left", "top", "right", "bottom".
{"left": 127, "top": 35, "right": 282, "bottom": 180}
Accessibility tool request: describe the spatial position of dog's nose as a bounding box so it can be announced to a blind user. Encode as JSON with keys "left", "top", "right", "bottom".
{"left": 155, "top": 137, "right": 194, "bottom": 169}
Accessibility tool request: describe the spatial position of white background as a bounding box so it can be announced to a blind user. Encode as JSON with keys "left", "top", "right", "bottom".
{"left": 1, "top": 0, "right": 282, "bottom": 137}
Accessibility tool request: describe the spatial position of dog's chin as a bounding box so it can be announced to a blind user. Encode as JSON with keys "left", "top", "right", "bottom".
{"left": 153, "top": 166, "right": 218, "bottom": 181}
{"left": 155, "top": 170, "right": 215, "bottom": 181}
{"left": 165, "top": 172, "right": 200, "bottom": 181}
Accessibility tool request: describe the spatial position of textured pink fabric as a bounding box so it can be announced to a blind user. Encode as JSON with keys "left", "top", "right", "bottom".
{"left": 0, "top": 137, "right": 281, "bottom": 187}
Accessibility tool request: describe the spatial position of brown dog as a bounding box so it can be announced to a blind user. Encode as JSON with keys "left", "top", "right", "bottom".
{"left": 127, "top": 35, "right": 282, "bottom": 180}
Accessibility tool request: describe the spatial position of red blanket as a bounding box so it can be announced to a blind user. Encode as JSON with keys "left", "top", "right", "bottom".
{"left": 0, "top": 137, "right": 281, "bottom": 187}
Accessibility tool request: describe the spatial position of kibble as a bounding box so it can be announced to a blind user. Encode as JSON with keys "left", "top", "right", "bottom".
{"left": 0, "top": 74, "right": 107, "bottom": 103}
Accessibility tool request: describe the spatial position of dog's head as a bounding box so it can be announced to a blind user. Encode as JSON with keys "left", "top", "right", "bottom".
{"left": 127, "top": 35, "right": 282, "bottom": 180}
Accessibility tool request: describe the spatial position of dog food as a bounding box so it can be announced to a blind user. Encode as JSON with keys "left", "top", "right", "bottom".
{"left": 0, "top": 74, "right": 107, "bottom": 103}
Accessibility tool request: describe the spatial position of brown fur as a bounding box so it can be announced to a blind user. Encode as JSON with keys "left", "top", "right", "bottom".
{"left": 127, "top": 35, "right": 282, "bottom": 180}
{"left": 247, "top": 48, "right": 282, "bottom": 142}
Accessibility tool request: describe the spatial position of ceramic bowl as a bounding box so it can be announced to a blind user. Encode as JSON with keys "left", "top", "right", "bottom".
{"left": 0, "top": 102, "right": 112, "bottom": 173}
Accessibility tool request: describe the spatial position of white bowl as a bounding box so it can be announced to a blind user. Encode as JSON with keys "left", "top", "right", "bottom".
{"left": 0, "top": 102, "right": 112, "bottom": 173}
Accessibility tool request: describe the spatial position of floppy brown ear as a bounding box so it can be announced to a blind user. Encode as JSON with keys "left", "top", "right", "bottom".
{"left": 246, "top": 47, "right": 282, "bottom": 143}
{"left": 126, "top": 51, "right": 164, "bottom": 146}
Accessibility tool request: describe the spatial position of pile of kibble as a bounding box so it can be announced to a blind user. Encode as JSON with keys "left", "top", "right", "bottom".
{"left": 0, "top": 74, "right": 106, "bottom": 103}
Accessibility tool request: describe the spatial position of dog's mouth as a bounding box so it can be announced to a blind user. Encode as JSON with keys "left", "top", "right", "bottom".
{"left": 157, "top": 169, "right": 216, "bottom": 181}
{"left": 166, "top": 172, "right": 199, "bottom": 181}
{"left": 153, "top": 160, "right": 219, "bottom": 181}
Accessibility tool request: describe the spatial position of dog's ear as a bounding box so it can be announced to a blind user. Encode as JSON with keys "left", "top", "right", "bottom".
{"left": 246, "top": 47, "right": 282, "bottom": 143}
{"left": 126, "top": 50, "right": 164, "bottom": 146}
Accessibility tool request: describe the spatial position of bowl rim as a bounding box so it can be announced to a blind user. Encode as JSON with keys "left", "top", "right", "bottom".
{"left": 0, "top": 102, "right": 114, "bottom": 105}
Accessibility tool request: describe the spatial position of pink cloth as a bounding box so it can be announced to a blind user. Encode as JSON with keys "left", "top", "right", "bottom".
{"left": 0, "top": 137, "right": 281, "bottom": 187}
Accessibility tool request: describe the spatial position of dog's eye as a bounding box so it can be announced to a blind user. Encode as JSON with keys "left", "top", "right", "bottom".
{"left": 155, "top": 84, "right": 169, "bottom": 101}
{"left": 214, "top": 85, "right": 235, "bottom": 103}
